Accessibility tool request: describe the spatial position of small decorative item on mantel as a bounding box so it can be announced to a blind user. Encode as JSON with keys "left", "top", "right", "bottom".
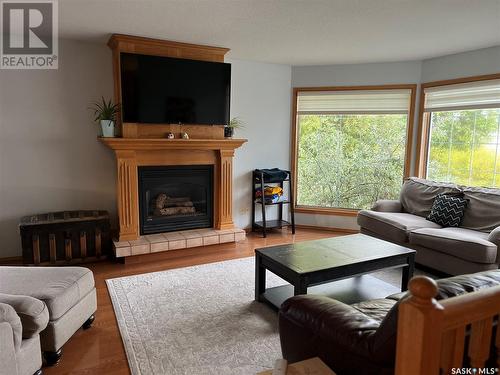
{"left": 167, "top": 132, "right": 175, "bottom": 139}
{"left": 89, "top": 97, "right": 119, "bottom": 138}
{"left": 182, "top": 132, "right": 189, "bottom": 139}
{"left": 224, "top": 117, "right": 245, "bottom": 138}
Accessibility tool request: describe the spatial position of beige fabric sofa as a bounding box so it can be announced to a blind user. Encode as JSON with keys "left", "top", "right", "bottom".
{"left": 0, "top": 266, "right": 97, "bottom": 366}
{"left": 358, "top": 177, "right": 500, "bottom": 275}
{"left": 0, "top": 293, "right": 49, "bottom": 375}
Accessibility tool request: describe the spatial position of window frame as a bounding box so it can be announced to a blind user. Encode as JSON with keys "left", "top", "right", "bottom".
{"left": 415, "top": 73, "right": 500, "bottom": 179}
{"left": 291, "top": 84, "right": 417, "bottom": 216}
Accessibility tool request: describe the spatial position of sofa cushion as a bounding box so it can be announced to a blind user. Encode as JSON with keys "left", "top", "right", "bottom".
{"left": 434, "top": 268, "right": 500, "bottom": 297}
{"left": 0, "top": 267, "right": 95, "bottom": 320}
{"left": 0, "top": 293, "right": 48, "bottom": 338}
{"left": 357, "top": 210, "right": 441, "bottom": 243}
{"left": 409, "top": 227, "right": 497, "bottom": 264}
{"left": 350, "top": 298, "right": 396, "bottom": 324}
{"left": 461, "top": 186, "right": 500, "bottom": 233}
{"left": 426, "top": 193, "right": 468, "bottom": 227}
{"left": 399, "top": 177, "right": 461, "bottom": 218}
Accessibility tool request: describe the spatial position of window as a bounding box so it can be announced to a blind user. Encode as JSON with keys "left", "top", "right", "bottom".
{"left": 293, "top": 86, "right": 415, "bottom": 213}
{"left": 419, "top": 76, "right": 500, "bottom": 187}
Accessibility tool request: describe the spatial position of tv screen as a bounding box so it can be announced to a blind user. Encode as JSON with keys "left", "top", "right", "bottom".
{"left": 120, "top": 53, "right": 231, "bottom": 125}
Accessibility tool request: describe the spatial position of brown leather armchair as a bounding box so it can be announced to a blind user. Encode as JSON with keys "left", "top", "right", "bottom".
{"left": 278, "top": 270, "right": 500, "bottom": 375}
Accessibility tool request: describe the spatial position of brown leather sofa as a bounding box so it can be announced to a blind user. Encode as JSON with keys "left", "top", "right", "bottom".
{"left": 278, "top": 269, "right": 500, "bottom": 375}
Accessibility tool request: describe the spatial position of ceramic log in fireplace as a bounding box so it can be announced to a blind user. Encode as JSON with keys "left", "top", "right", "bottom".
{"left": 139, "top": 165, "right": 213, "bottom": 234}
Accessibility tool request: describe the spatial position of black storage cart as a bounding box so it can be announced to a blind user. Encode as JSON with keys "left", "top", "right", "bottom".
{"left": 251, "top": 168, "right": 295, "bottom": 238}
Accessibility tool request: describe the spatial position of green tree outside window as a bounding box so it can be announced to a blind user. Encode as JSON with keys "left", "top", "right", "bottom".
{"left": 296, "top": 114, "right": 407, "bottom": 210}
{"left": 427, "top": 108, "right": 500, "bottom": 187}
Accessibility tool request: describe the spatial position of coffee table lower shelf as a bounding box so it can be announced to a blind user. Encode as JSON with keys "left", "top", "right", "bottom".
{"left": 259, "top": 274, "right": 400, "bottom": 310}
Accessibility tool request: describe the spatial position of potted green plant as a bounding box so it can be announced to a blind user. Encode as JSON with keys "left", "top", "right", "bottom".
{"left": 89, "top": 97, "right": 119, "bottom": 137}
{"left": 225, "top": 117, "right": 245, "bottom": 138}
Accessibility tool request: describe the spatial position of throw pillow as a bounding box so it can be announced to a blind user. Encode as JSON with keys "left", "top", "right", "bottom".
{"left": 426, "top": 193, "right": 468, "bottom": 227}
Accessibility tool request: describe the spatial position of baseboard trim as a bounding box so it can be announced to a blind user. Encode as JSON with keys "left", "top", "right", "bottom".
{"left": 0, "top": 256, "right": 23, "bottom": 265}
{"left": 295, "top": 224, "right": 359, "bottom": 234}
{"left": 244, "top": 224, "right": 358, "bottom": 235}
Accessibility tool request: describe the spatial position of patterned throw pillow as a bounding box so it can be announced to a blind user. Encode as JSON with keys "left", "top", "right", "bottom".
{"left": 427, "top": 194, "right": 468, "bottom": 227}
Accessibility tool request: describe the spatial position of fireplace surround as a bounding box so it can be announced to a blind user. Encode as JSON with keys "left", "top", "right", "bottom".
{"left": 100, "top": 138, "right": 246, "bottom": 242}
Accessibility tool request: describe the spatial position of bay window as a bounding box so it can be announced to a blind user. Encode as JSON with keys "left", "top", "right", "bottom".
{"left": 292, "top": 86, "right": 416, "bottom": 213}
{"left": 418, "top": 76, "right": 500, "bottom": 187}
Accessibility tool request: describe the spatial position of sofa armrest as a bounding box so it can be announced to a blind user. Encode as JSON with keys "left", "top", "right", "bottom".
{"left": 0, "top": 293, "right": 48, "bottom": 339}
{"left": 0, "top": 321, "right": 19, "bottom": 375}
{"left": 0, "top": 302, "right": 22, "bottom": 351}
{"left": 278, "top": 295, "right": 380, "bottom": 373}
{"left": 371, "top": 200, "right": 402, "bottom": 212}
{"left": 487, "top": 227, "right": 500, "bottom": 263}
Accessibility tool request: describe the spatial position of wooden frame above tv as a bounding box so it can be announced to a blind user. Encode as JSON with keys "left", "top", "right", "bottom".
{"left": 107, "top": 34, "right": 230, "bottom": 138}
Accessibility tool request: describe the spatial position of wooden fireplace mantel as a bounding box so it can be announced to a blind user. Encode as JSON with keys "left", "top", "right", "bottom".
{"left": 99, "top": 138, "right": 246, "bottom": 151}
{"left": 100, "top": 137, "right": 247, "bottom": 241}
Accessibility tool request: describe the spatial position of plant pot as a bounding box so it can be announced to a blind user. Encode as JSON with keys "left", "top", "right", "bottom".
{"left": 100, "top": 120, "right": 115, "bottom": 137}
{"left": 224, "top": 127, "right": 234, "bottom": 138}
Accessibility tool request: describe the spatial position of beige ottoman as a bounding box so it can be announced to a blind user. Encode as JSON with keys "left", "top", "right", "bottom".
{"left": 0, "top": 266, "right": 97, "bottom": 365}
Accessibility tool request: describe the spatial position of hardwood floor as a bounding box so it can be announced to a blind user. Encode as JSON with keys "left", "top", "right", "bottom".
{"left": 43, "top": 228, "right": 338, "bottom": 375}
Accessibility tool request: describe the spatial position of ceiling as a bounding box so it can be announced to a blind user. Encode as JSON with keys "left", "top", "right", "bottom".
{"left": 60, "top": 0, "right": 500, "bottom": 66}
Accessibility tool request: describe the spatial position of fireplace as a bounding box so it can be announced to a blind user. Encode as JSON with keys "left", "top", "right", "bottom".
{"left": 100, "top": 137, "right": 245, "bottom": 241}
{"left": 138, "top": 165, "right": 213, "bottom": 234}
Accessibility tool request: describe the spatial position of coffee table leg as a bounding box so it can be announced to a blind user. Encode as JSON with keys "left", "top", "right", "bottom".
{"left": 293, "top": 278, "right": 307, "bottom": 296}
{"left": 255, "top": 252, "right": 266, "bottom": 301}
{"left": 401, "top": 253, "right": 415, "bottom": 292}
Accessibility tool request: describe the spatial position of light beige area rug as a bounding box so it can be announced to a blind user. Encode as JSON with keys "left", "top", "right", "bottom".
{"left": 106, "top": 257, "right": 287, "bottom": 375}
{"left": 106, "top": 256, "right": 410, "bottom": 375}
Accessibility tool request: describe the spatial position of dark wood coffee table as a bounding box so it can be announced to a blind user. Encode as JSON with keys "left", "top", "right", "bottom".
{"left": 255, "top": 234, "right": 415, "bottom": 309}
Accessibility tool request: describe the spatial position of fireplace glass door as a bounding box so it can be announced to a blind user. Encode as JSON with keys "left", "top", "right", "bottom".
{"left": 138, "top": 165, "right": 213, "bottom": 234}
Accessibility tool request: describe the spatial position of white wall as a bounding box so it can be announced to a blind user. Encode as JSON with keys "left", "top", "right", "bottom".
{"left": 291, "top": 61, "right": 422, "bottom": 231}
{"left": 1, "top": 38, "right": 499, "bottom": 257}
{"left": 0, "top": 39, "right": 116, "bottom": 258}
{"left": 421, "top": 46, "right": 500, "bottom": 82}
{"left": 0, "top": 44, "right": 292, "bottom": 258}
{"left": 228, "top": 59, "right": 292, "bottom": 229}
{"left": 290, "top": 46, "right": 500, "bottom": 231}
{"left": 292, "top": 61, "right": 422, "bottom": 87}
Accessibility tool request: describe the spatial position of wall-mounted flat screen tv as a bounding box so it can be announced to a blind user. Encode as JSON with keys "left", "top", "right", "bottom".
{"left": 120, "top": 53, "right": 231, "bottom": 125}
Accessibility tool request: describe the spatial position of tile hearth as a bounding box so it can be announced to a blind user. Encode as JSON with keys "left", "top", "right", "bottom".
{"left": 113, "top": 228, "right": 246, "bottom": 257}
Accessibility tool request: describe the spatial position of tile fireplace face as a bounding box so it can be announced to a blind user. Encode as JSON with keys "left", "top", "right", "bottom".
{"left": 138, "top": 165, "right": 213, "bottom": 234}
